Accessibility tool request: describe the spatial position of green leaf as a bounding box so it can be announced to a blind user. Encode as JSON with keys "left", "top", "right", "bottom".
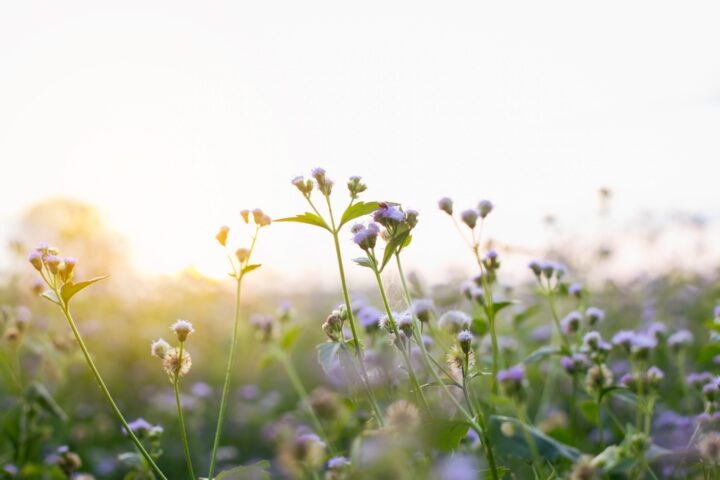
{"left": 578, "top": 400, "right": 599, "bottom": 423}
{"left": 241, "top": 264, "right": 262, "bottom": 274}
{"left": 40, "top": 290, "right": 59, "bottom": 305}
{"left": 380, "top": 225, "right": 411, "bottom": 270}
{"left": 352, "top": 256, "right": 374, "bottom": 269}
{"left": 280, "top": 325, "right": 303, "bottom": 351}
{"left": 316, "top": 342, "right": 340, "bottom": 376}
{"left": 275, "top": 212, "right": 330, "bottom": 231}
{"left": 259, "top": 350, "right": 280, "bottom": 370}
{"left": 471, "top": 317, "right": 489, "bottom": 336}
{"left": 421, "top": 419, "right": 470, "bottom": 452}
{"left": 27, "top": 382, "right": 68, "bottom": 421}
{"left": 492, "top": 301, "right": 515, "bottom": 315}
{"left": 523, "top": 345, "right": 561, "bottom": 364}
{"left": 603, "top": 386, "right": 637, "bottom": 405}
{"left": 60, "top": 275, "right": 109, "bottom": 305}
{"left": 214, "top": 461, "right": 271, "bottom": 480}
{"left": 484, "top": 466, "right": 510, "bottom": 479}
{"left": 489, "top": 415, "right": 582, "bottom": 462}
{"left": 339, "top": 201, "right": 380, "bottom": 228}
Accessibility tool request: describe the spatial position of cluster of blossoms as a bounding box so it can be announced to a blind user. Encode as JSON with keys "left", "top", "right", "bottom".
{"left": 151, "top": 320, "right": 194, "bottom": 380}
{"left": 28, "top": 242, "right": 78, "bottom": 287}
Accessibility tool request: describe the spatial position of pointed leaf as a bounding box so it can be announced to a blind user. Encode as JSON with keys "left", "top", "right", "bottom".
{"left": 275, "top": 212, "right": 330, "bottom": 231}
{"left": 421, "top": 419, "right": 470, "bottom": 452}
{"left": 339, "top": 201, "right": 380, "bottom": 228}
{"left": 489, "top": 415, "right": 582, "bottom": 461}
{"left": 492, "top": 301, "right": 516, "bottom": 315}
{"left": 280, "top": 324, "right": 303, "bottom": 351}
{"left": 524, "top": 345, "right": 561, "bottom": 364}
{"left": 40, "top": 290, "right": 59, "bottom": 305}
{"left": 352, "top": 256, "right": 374, "bottom": 269}
{"left": 380, "top": 226, "right": 411, "bottom": 270}
{"left": 215, "top": 461, "right": 271, "bottom": 480}
{"left": 60, "top": 275, "right": 109, "bottom": 305}
{"left": 241, "top": 264, "right": 262, "bottom": 275}
{"left": 28, "top": 382, "right": 68, "bottom": 421}
{"left": 317, "top": 342, "right": 340, "bottom": 376}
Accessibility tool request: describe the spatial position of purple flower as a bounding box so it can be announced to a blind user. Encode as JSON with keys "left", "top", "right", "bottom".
{"left": 528, "top": 260, "right": 542, "bottom": 277}
{"left": 460, "top": 209, "right": 478, "bottom": 229}
{"left": 560, "top": 311, "right": 582, "bottom": 335}
{"left": 647, "top": 322, "right": 667, "bottom": 341}
{"left": 28, "top": 251, "right": 43, "bottom": 271}
{"left": 478, "top": 199, "right": 493, "bottom": 218}
{"left": 438, "top": 197, "right": 453, "bottom": 215}
{"left": 497, "top": 365, "right": 525, "bottom": 383}
{"left": 327, "top": 456, "right": 350, "bottom": 470}
{"left": 352, "top": 222, "right": 380, "bottom": 251}
{"left": 583, "top": 331, "right": 602, "bottom": 350}
{"left": 125, "top": 418, "right": 153, "bottom": 436}
{"left": 411, "top": 299, "right": 435, "bottom": 323}
{"left": 687, "top": 372, "right": 714, "bottom": 389}
{"left": 373, "top": 204, "right": 405, "bottom": 227}
{"left": 438, "top": 310, "right": 471, "bottom": 333}
{"left": 585, "top": 307, "right": 605, "bottom": 326}
{"left": 612, "top": 330, "right": 637, "bottom": 351}
{"left": 560, "top": 354, "right": 590, "bottom": 375}
{"left": 668, "top": 330, "right": 693, "bottom": 351}
{"left": 357, "top": 306, "right": 383, "bottom": 332}
{"left": 715, "top": 305, "right": 720, "bottom": 319}
{"left": 433, "top": 454, "right": 478, "bottom": 480}
{"left": 569, "top": 282, "right": 583, "bottom": 297}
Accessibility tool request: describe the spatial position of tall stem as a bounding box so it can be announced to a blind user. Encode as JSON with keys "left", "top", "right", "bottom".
{"left": 370, "top": 263, "right": 431, "bottom": 413}
{"left": 394, "top": 254, "right": 499, "bottom": 480}
{"left": 280, "top": 353, "right": 335, "bottom": 454}
{"left": 324, "top": 197, "right": 384, "bottom": 426}
{"left": 174, "top": 342, "right": 195, "bottom": 480}
{"left": 58, "top": 303, "right": 167, "bottom": 479}
{"left": 208, "top": 275, "right": 243, "bottom": 478}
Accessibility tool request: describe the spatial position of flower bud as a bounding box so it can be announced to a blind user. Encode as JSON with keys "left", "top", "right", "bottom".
{"left": 236, "top": 248, "right": 250, "bottom": 263}
{"left": 240, "top": 209, "right": 250, "bottom": 224}
{"left": 28, "top": 251, "right": 43, "bottom": 271}
{"left": 292, "top": 176, "right": 314, "bottom": 195}
{"left": 585, "top": 307, "right": 605, "bottom": 326}
{"left": 478, "top": 199, "right": 493, "bottom": 218}
{"left": 215, "top": 226, "right": 230, "bottom": 246}
{"left": 347, "top": 176, "right": 367, "bottom": 199}
{"left": 438, "top": 197, "right": 453, "bottom": 215}
{"left": 44, "top": 255, "right": 61, "bottom": 274}
{"left": 457, "top": 330, "right": 474, "bottom": 355}
{"left": 528, "top": 260, "right": 542, "bottom": 278}
{"left": 460, "top": 209, "right": 478, "bottom": 229}
{"left": 151, "top": 339, "right": 171, "bottom": 359}
{"left": 561, "top": 311, "right": 582, "bottom": 335}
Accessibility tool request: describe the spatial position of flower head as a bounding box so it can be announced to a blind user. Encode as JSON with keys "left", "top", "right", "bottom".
{"left": 411, "top": 298, "right": 434, "bottom": 323}
{"left": 28, "top": 251, "right": 43, "bottom": 271}
{"left": 668, "top": 329, "right": 693, "bottom": 352}
{"left": 352, "top": 222, "right": 380, "bottom": 251}
{"left": 561, "top": 311, "right": 582, "bottom": 335}
{"left": 438, "top": 197, "right": 453, "bottom": 215}
{"left": 347, "top": 176, "right": 367, "bottom": 200}
{"left": 385, "top": 400, "right": 420, "bottom": 433}
{"left": 215, "top": 226, "right": 230, "bottom": 246}
{"left": 585, "top": 307, "right": 605, "bottom": 326}
{"left": 437, "top": 310, "right": 471, "bottom": 333}
{"left": 478, "top": 199, "right": 493, "bottom": 218}
{"left": 457, "top": 330, "right": 474, "bottom": 354}
{"left": 162, "top": 348, "right": 192, "bottom": 379}
{"left": 585, "top": 364, "right": 613, "bottom": 395}
{"left": 497, "top": 365, "right": 526, "bottom": 401}
{"left": 291, "top": 176, "right": 314, "bottom": 195}
{"left": 171, "top": 320, "right": 194, "bottom": 342}
{"left": 151, "top": 339, "right": 171, "bottom": 359}
{"left": 460, "top": 209, "right": 478, "bottom": 229}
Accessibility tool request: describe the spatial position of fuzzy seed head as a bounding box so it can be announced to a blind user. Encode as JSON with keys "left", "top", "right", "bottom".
{"left": 171, "top": 319, "right": 194, "bottom": 342}
{"left": 162, "top": 348, "right": 192, "bottom": 379}
{"left": 151, "top": 339, "right": 171, "bottom": 359}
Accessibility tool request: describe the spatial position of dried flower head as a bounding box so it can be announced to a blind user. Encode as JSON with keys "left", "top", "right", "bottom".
{"left": 151, "top": 339, "right": 171, "bottom": 359}
{"left": 585, "top": 364, "right": 613, "bottom": 396}
{"left": 699, "top": 433, "right": 720, "bottom": 465}
{"left": 385, "top": 400, "right": 420, "bottom": 434}
{"left": 162, "top": 348, "right": 192, "bottom": 379}
{"left": 171, "top": 319, "right": 194, "bottom": 342}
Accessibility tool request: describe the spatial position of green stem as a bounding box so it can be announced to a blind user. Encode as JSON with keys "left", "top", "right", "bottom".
{"left": 57, "top": 302, "right": 167, "bottom": 479}
{"left": 280, "top": 353, "right": 336, "bottom": 454}
{"left": 174, "top": 342, "right": 195, "bottom": 480}
{"left": 395, "top": 254, "right": 499, "bottom": 480}
{"left": 370, "top": 260, "right": 431, "bottom": 413}
{"left": 517, "top": 405, "right": 545, "bottom": 478}
{"left": 323, "top": 196, "right": 384, "bottom": 426}
{"left": 208, "top": 274, "right": 243, "bottom": 479}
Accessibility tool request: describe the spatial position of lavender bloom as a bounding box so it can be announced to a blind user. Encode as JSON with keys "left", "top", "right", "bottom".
{"left": 631, "top": 333, "right": 658, "bottom": 360}
{"left": 356, "top": 306, "right": 383, "bottom": 332}
{"left": 583, "top": 331, "right": 602, "bottom": 350}
{"left": 668, "top": 330, "right": 693, "bottom": 351}
{"left": 568, "top": 282, "right": 583, "bottom": 298}
{"left": 715, "top": 305, "right": 720, "bottom": 320}
{"left": 411, "top": 299, "right": 435, "bottom": 323}
{"left": 433, "top": 454, "right": 478, "bottom": 480}
{"left": 327, "top": 456, "right": 351, "bottom": 470}
{"left": 612, "top": 330, "right": 637, "bottom": 352}
{"left": 560, "top": 353, "right": 590, "bottom": 375}
{"left": 438, "top": 310, "right": 471, "bottom": 333}
{"left": 647, "top": 322, "right": 667, "bottom": 341}
{"left": 373, "top": 204, "right": 405, "bottom": 228}
{"left": 125, "top": 418, "right": 153, "bottom": 437}
{"left": 457, "top": 330, "right": 474, "bottom": 354}
{"left": 528, "top": 260, "right": 542, "bottom": 277}
{"left": 531, "top": 325, "right": 552, "bottom": 343}
{"left": 497, "top": 365, "right": 526, "bottom": 400}
{"left": 585, "top": 307, "right": 605, "bottom": 326}
{"left": 352, "top": 222, "right": 380, "bottom": 251}
{"left": 687, "top": 372, "right": 714, "bottom": 390}
{"left": 560, "top": 311, "right": 582, "bottom": 335}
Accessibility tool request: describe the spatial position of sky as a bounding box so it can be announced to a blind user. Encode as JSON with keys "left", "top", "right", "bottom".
{"left": 1, "top": 1, "right": 719, "bottom": 286}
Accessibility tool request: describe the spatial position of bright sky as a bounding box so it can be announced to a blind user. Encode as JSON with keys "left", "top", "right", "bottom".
{"left": 2, "top": 1, "right": 719, "bottom": 285}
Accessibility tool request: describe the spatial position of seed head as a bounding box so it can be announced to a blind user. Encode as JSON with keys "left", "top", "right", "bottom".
{"left": 385, "top": 400, "right": 420, "bottom": 434}
{"left": 215, "top": 226, "right": 230, "bottom": 246}
{"left": 151, "top": 339, "right": 171, "bottom": 359}
{"left": 171, "top": 319, "right": 194, "bottom": 342}
{"left": 162, "top": 348, "right": 192, "bottom": 379}
{"left": 699, "top": 433, "right": 720, "bottom": 465}
{"left": 585, "top": 364, "right": 613, "bottom": 395}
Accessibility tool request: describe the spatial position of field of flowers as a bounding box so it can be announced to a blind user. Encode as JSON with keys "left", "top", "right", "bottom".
{"left": 1, "top": 168, "right": 720, "bottom": 479}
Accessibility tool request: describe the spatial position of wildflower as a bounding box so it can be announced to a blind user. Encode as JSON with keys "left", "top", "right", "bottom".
{"left": 293, "top": 433, "right": 327, "bottom": 469}
{"left": 292, "top": 176, "right": 314, "bottom": 196}
{"left": 411, "top": 299, "right": 434, "bottom": 323}
{"left": 126, "top": 418, "right": 154, "bottom": 437}
{"left": 28, "top": 251, "right": 43, "bottom": 271}
{"left": 437, "top": 310, "right": 471, "bottom": 333}
{"left": 541, "top": 261, "right": 556, "bottom": 279}
{"left": 585, "top": 307, "right": 604, "bottom": 326}
{"left": 347, "top": 176, "right": 367, "bottom": 200}
{"left": 309, "top": 387, "right": 341, "bottom": 420}
{"left": 326, "top": 456, "right": 351, "bottom": 479}
{"left": 457, "top": 330, "right": 474, "bottom": 355}
{"left": 561, "top": 354, "right": 590, "bottom": 375}
{"left": 352, "top": 222, "right": 380, "bottom": 251}
{"left": 528, "top": 260, "right": 542, "bottom": 278}
{"left": 703, "top": 381, "right": 720, "bottom": 402}
{"left": 235, "top": 248, "right": 250, "bottom": 263}
{"left": 569, "top": 282, "right": 583, "bottom": 298}
{"left": 55, "top": 446, "right": 82, "bottom": 476}
{"left": 461, "top": 281, "right": 484, "bottom": 304}
{"left": 688, "top": 372, "right": 714, "bottom": 389}
{"left": 715, "top": 305, "right": 720, "bottom": 321}
{"left": 630, "top": 334, "right": 657, "bottom": 360}
{"left": 171, "top": 319, "right": 194, "bottom": 342}
{"left": 31, "top": 278, "right": 43, "bottom": 295}
{"left": 438, "top": 197, "right": 453, "bottom": 215}
{"left": 44, "top": 255, "right": 61, "bottom": 274}
{"left": 385, "top": 400, "right": 420, "bottom": 433}
{"left": 585, "top": 364, "right": 613, "bottom": 396}
{"left": 668, "top": 329, "right": 693, "bottom": 352}
{"left": 497, "top": 365, "right": 526, "bottom": 401}
{"left": 311, "top": 168, "right": 333, "bottom": 196}
{"left": 215, "top": 226, "right": 230, "bottom": 246}
{"left": 561, "top": 311, "right": 582, "bottom": 335}
{"left": 404, "top": 209, "right": 419, "bottom": 229}
{"left": 373, "top": 204, "right": 405, "bottom": 229}
{"left": 483, "top": 249, "right": 500, "bottom": 271}
{"left": 460, "top": 209, "right": 478, "bottom": 229}
{"left": 251, "top": 314, "right": 275, "bottom": 341}
{"left": 583, "top": 331, "right": 602, "bottom": 350}
{"left": 356, "top": 305, "right": 382, "bottom": 332}
{"left": 162, "top": 348, "right": 192, "bottom": 378}
{"left": 60, "top": 257, "right": 77, "bottom": 282}
{"left": 478, "top": 199, "right": 493, "bottom": 218}
{"left": 433, "top": 454, "right": 478, "bottom": 480}
{"left": 612, "top": 330, "right": 636, "bottom": 352}
{"left": 447, "top": 344, "right": 475, "bottom": 374}
{"left": 647, "top": 321, "right": 667, "bottom": 341}
{"left": 151, "top": 339, "right": 171, "bottom": 359}
{"left": 240, "top": 209, "right": 250, "bottom": 223}
{"left": 699, "top": 433, "right": 720, "bottom": 465}
{"left": 396, "top": 312, "right": 414, "bottom": 338}
{"left": 647, "top": 366, "right": 664, "bottom": 390}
